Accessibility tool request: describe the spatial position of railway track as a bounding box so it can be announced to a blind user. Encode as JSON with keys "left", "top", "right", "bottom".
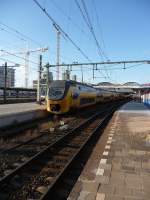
{"left": 0, "top": 102, "right": 122, "bottom": 200}
{"left": 0, "top": 105, "right": 104, "bottom": 178}
{"left": 0, "top": 126, "right": 74, "bottom": 178}
{"left": 0, "top": 109, "right": 97, "bottom": 179}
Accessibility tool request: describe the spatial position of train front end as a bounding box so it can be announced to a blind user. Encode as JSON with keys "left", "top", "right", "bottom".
{"left": 46, "top": 80, "right": 71, "bottom": 114}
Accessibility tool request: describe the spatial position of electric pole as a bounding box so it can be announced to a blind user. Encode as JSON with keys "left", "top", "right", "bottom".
{"left": 81, "top": 65, "right": 83, "bottom": 83}
{"left": 4, "top": 62, "right": 7, "bottom": 103}
{"left": 25, "top": 49, "right": 29, "bottom": 88}
{"left": 57, "top": 30, "right": 60, "bottom": 80}
{"left": 46, "top": 63, "right": 50, "bottom": 93}
{"left": 53, "top": 23, "right": 61, "bottom": 80}
{"left": 37, "top": 55, "right": 42, "bottom": 103}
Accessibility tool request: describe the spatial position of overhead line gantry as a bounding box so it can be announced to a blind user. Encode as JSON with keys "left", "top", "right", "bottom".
{"left": 47, "top": 59, "right": 150, "bottom": 67}
{"left": 46, "top": 59, "right": 150, "bottom": 80}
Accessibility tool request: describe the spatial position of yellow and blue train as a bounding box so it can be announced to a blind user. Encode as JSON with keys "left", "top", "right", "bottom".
{"left": 46, "top": 80, "right": 124, "bottom": 114}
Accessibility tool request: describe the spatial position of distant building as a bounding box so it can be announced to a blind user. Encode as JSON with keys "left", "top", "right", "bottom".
{"left": 0, "top": 66, "right": 15, "bottom": 87}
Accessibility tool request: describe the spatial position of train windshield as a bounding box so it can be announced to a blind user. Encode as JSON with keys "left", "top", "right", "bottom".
{"left": 48, "top": 80, "right": 67, "bottom": 100}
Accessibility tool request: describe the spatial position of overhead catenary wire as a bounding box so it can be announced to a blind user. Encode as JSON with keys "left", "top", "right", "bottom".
{"left": 0, "top": 57, "right": 40, "bottom": 72}
{"left": 81, "top": 0, "right": 109, "bottom": 62}
{"left": 96, "top": 63, "right": 144, "bottom": 71}
{"left": 121, "top": 63, "right": 144, "bottom": 70}
{"left": 0, "top": 49, "right": 39, "bottom": 66}
{"left": 0, "top": 21, "right": 43, "bottom": 47}
{"left": 49, "top": 0, "right": 90, "bottom": 39}
{"left": 74, "top": 0, "right": 110, "bottom": 80}
{"left": 33, "top": 0, "right": 91, "bottom": 62}
{"left": 74, "top": 0, "right": 91, "bottom": 30}
{"left": 0, "top": 38, "right": 25, "bottom": 51}
{"left": 92, "top": 0, "right": 110, "bottom": 75}
{"left": 75, "top": 0, "right": 108, "bottom": 61}
{"left": 0, "top": 57, "right": 20, "bottom": 66}
{"left": 0, "top": 60, "right": 60, "bottom": 79}
{"left": 0, "top": 26, "right": 26, "bottom": 42}
{"left": 93, "top": 0, "right": 107, "bottom": 52}
{"left": 0, "top": 20, "right": 73, "bottom": 66}
{"left": 0, "top": 31, "right": 71, "bottom": 64}
{"left": 0, "top": 50, "right": 66, "bottom": 73}
{"left": 81, "top": 0, "right": 94, "bottom": 31}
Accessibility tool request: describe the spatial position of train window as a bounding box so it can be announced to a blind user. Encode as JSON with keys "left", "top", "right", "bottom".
{"left": 48, "top": 87, "right": 65, "bottom": 100}
{"left": 48, "top": 80, "right": 68, "bottom": 100}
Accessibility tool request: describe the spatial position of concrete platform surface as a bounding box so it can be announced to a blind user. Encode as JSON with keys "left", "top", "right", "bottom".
{"left": 68, "top": 101, "right": 150, "bottom": 200}
{"left": 0, "top": 102, "right": 47, "bottom": 128}
{"left": 0, "top": 102, "right": 45, "bottom": 116}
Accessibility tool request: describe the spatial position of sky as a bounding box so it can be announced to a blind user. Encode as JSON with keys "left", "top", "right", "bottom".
{"left": 0, "top": 0, "right": 150, "bottom": 87}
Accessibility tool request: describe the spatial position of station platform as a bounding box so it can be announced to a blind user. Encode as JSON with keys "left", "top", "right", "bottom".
{"left": 0, "top": 102, "right": 47, "bottom": 128}
{"left": 68, "top": 101, "right": 150, "bottom": 200}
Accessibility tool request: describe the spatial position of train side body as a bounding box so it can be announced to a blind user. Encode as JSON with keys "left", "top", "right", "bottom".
{"left": 46, "top": 80, "right": 97, "bottom": 114}
{"left": 46, "top": 80, "right": 124, "bottom": 114}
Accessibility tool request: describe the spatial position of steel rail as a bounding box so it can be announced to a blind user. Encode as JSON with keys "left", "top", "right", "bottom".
{"left": 0, "top": 131, "right": 49, "bottom": 154}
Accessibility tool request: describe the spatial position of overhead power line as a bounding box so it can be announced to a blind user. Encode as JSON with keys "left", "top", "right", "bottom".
{"left": 0, "top": 57, "right": 37, "bottom": 70}
{"left": 96, "top": 63, "right": 145, "bottom": 71}
{"left": 0, "top": 21, "right": 42, "bottom": 46}
{"left": 81, "top": 0, "right": 108, "bottom": 60}
{"left": 0, "top": 57, "right": 20, "bottom": 66}
{"left": 0, "top": 51, "right": 60, "bottom": 73}
{"left": 95, "top": 64, "right": 143, "bottom": 71}
{"left": 74, "top": 0, "right": 91, "bottom": 29}
{"left": 75, "top": 0, "right": 108, "bottom": 61}
{"left": 81, "top": 0, "right": 93, "bottom": 30}
{"left": 0, "top": 26, "right": 72, "bottom": 63}
{"left": 0, "top": 48, "right": 73, "bottom": 69}
{"left": 0, "top": 49, "right": 39, "bottom": 66}
{"left": 49, "top": 0, "right": 90, "bottom": 39}
{"left": 93, "top": 0, "right": 107, "bottom": 51}
{"left": 33, "top": 0, "right": 91, "bottom": 62}
{"left": 0, "top": 26, "right": 26, "bottom": 42}
{"left": 75, "top": 0, "right": 110, "bottom": 80}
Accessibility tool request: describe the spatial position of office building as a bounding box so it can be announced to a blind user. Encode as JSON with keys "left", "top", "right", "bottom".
{"left": 0, "top": 66, "right": 15, "bottom": 87}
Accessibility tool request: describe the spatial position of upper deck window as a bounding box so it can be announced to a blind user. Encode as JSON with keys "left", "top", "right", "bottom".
{"left": 48, "top": 80, "right": 69, "bottom": 100}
